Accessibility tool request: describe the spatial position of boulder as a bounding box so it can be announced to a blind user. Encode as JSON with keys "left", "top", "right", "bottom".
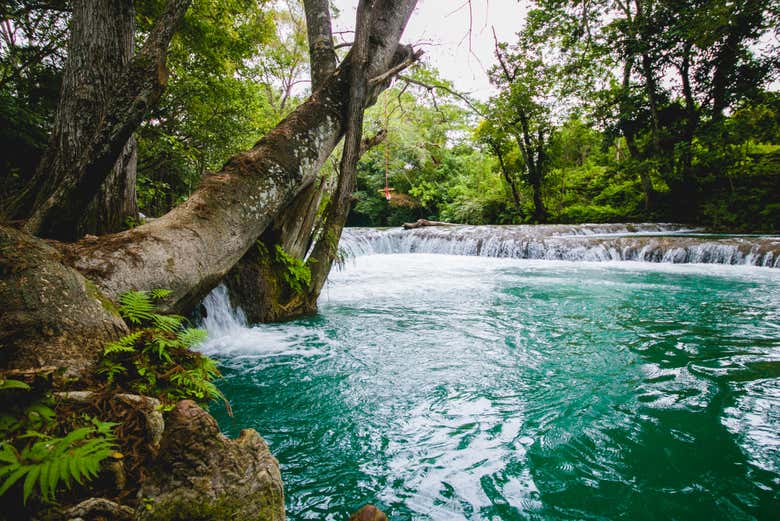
{"left": 137, "top": 400, "right": 284, "bottom": 521}
{"left": 0, "top": 226, "right": 127, "bottom": 378}
{"left": 349, "top": 505, "right": 388, "bottom": 521}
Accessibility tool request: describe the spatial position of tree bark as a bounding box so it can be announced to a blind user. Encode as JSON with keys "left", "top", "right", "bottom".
{"left": 223, "top": 0, "right": 418, "bottom": 323}
{"left": 513, "top": 113, "right": 547, "bottom": 223}
{"left": 16, "top": 0, "right": 191, "bottom": 241}
{"left": 490, "top": 142, "right": 522, "bottom": 212}
{"left": 304, "top": 0, "right": 339, "bottom": 89}
{"left": 6, "top": 0, "right": 138, "bottom": 238}
{"left": 633, "top": 0, "right": 661, "bottom": 155}
{"left": 222, "top": 0, "right": 342, "bottom": 323}
{"left": 65, "top": 0, "right": 419, "bottom": 315}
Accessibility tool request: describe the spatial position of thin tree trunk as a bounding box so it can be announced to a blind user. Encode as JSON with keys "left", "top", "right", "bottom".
{"left": 618, "top": 54, "right": 653, "bottom": 209}
{"left": 678, "top": 41, "right": 698, "bottom": 184}
{"left": 513, "top": 113, "right": 547, "bottom": 223}
{"left": 492, "top": 143, "right": 522, "bottom": 211}
{"left": 633, "top": 0, "right": 661, "bottom": 154}
{"left": 304, "top": 0, "right": 338, "bottom": 89}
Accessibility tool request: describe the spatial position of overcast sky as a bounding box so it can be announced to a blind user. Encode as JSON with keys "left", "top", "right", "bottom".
{"left": 331, "top": 0, "right": 529, "bottom": 100}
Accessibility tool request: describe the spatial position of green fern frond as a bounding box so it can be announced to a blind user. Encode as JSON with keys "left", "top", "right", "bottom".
{"left": 147, "top": 337, "right": 177, "bottom": 363}
{"left": 149, "top": 289, "right": 173, "bottom": 300}
{"left": 0, "top": 420, "right": 115, "bottom": 504}
{"left": 103, "top": 331, "right": 143, "bottom": 356}
{"left": 152, "top": 314, "right": 184, "bottom": 334}
{"left": 97, "top": 360, "right": 127, "bottom": 383}
{"left": 118, "top": 291, "right": 156, "bottom": 325}
{"left": 177, "top": 328, "right": 208, "bottom": 348}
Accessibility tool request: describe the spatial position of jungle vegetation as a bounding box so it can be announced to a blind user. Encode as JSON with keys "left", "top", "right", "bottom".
{"left": 2, "top": 1, "right": 778, "bottom": 234}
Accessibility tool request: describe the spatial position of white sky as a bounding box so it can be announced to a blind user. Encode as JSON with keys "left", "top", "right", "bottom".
{"left": 331, "top": 0, "right": 528, "bottom": 100}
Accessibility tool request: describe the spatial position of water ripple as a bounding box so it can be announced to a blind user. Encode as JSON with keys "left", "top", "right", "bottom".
{"left": 205, "top": 254, "right": 780, "bottom": 520}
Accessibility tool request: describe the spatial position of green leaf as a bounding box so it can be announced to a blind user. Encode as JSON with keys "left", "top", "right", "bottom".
{"left": 0, "top": 379, "right": 31, "bottom": 391}
{"left": 118, "top": 291, "right": 156, "bottom": 325}
{"left": 152, "top": 314, "right": 184, "bottom": 333}
{"left": 178, "top": 328, "right": 208, "bottom": 348}
{"left": 0, "top": 466, "right": 27, "bottom": 498}
{"left": 22, "top": 464, "right": 39, "bottom": 504}
{"left": 150, "top": 289, "right": 173, "bottom": 300}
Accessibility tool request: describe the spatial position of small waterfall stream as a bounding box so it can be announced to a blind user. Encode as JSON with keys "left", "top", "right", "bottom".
{"left": 339, "top": 224, "right": 780, "bottom": 267}
{"left": 201, "top": 284, "right": 246, "bottom": 336}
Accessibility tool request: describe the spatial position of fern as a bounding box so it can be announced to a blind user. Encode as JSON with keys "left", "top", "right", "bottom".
{"left": 152, "top": 313, "right": 184, "bottom": 334}
{"left": 149, "top": 288, "right": 172, "bottom": 300}
{"left": 0, "top": 421, "right": 115, "bottom": 504}
{"left": 274, "top": 245, "right": 312, "bottom": 294}
{"left": 118, "top": 291, "right": 156, "bottom": 325}
{"left": 177, "top": 328, "right": 208, "bottom": 348}
{"left": 103, "top": 331, "right": 143, "bottom": 356}
{"left": 102, "top": 290, "right": 224, "bottom": 410}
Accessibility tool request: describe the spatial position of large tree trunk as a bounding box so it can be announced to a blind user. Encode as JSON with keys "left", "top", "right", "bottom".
{"left": 9, "top": 0, "right": 191, "bottom": 242}
{"left": 223, "top": 0, "right": 417, "bottom": 323}
{"left": 7, "top": 0, "right": 138, "bottom": 237}
{"left": 65, "top": 0, "right": 419, "bottom": 315}
{"left": 223, "top": 0, "right": 342, "bottom": 323}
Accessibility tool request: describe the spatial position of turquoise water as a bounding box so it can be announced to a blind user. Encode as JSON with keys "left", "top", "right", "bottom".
{"left": 202, "top": 254, "right": 780, "bottom": 520}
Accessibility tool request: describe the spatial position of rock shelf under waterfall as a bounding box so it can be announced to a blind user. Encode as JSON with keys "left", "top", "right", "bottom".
{"left": 339, "top": 224, "right": 780, "bottom": 267}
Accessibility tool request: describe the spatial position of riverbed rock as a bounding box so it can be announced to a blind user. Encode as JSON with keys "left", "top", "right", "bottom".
{"left": 349, "top": 505, "right": 388, "bottom": 521}
{"left": 0, "top": 226, "right": 127, "bottom": 378}
{"left": 137, "top": 400, "right": 284, "bottom": 521}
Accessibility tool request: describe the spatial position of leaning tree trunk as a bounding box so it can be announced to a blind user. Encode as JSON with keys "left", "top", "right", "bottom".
{"left": 8, "top": 0, "right": 138, "bottom": 238}
{"left": 222, "top": 0, "right": 415, "bottom": 324}
{"left": 65, "top": 0, "right": 419, "bottom": 315}
{"left": 222, "top": 0, "right": 341, "bottom": 322}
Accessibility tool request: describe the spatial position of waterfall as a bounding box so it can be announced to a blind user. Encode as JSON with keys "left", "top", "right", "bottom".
{"left": 200, "top": 284, "right": 247, "bottom": 337}
{"left": 339, "top": 225, "right": 780, "bottom": 268}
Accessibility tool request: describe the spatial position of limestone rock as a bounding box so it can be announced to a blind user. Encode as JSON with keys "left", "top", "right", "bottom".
{"left": 0, "top": 226, "right": 128, "bottom": 378}
{"left": 137, "top": 400, "right": 284, "bottom": 521}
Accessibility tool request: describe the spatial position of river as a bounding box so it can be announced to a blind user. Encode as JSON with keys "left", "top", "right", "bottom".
{"left": 200, "top": 225, "right": 780, "bottom": 520}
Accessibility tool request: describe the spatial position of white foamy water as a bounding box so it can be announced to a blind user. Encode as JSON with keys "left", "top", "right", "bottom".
{"left": 339, "top": 225, "right": 780, "bottom": 268}
{"left": 199, "top": 285, "right": 325, "bottom": 360}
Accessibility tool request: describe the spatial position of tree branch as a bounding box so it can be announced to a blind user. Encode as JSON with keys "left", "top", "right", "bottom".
{"left": 368, "top": 47, "right": 423, "bottom": 85}
{"left": 397, "top": 74, "right": 484, "bottom": 116}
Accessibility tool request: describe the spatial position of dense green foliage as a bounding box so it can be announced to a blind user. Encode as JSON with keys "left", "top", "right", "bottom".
{"left": 0, "top": 379, "right": 116, "bottom": 505}
{"left": 273, "top": 244, "right": 312, "bottom": 294}
{"left": 1, "top": 1, "right": 777, "bottom": 230}
{"left": 99, "top": 290, "right": 224, "bottom": 408}
{"left": 349, "top": 2, "right": 780, "bottom": 230}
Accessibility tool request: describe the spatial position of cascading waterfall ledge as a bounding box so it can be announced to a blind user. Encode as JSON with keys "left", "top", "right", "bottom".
{"left": 339, "top": 224, "right": 780, "bottom": 267}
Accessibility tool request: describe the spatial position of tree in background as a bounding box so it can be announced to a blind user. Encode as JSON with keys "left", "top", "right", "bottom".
{"left": 477, "top": 0, "right": 780, "bottom": 229}
{"left": 134, "top": 0, "right": 279, "bottom": 217}
{"left": 0, "top": 1, "right": 68, "bottom": 201}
